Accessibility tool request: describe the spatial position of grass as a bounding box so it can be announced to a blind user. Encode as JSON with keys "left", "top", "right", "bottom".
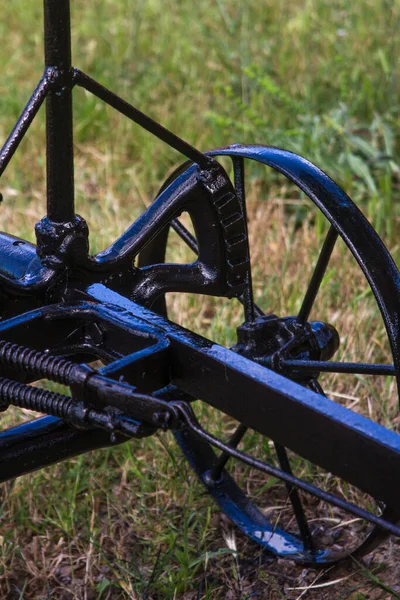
{"left": 1, "top": 0, "right": 400, "bottom": 598}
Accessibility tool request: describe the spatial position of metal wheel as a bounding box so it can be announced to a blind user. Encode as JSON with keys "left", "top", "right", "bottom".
{"left": 138, "top": 145, "right": 400, "bottom": 565}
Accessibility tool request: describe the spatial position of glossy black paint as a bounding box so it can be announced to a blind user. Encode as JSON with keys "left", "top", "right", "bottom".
{"left": 207, "top": 145, "right": 400, "bottom": 389}
{"left": 0, "top": 287, "right": 400, "bottom": 563}
{"left": 0, "top": 0, "right": 400, "bottom": 567}
{"left": 44, "top": 0, "right": 75, "bottom": 222}
{"left": 0, "top": 289, "right": 398, "bottom": 509}
{"left": 233, "top": 314, "right": 340, "bottom": 373}
{"left": 138, "top": 146, "right": 400, "bottom": 562}
{"left": 0, "top": 68, "right": 56, "bottom": 178}
{"left": 0, "top": 416, "right": 127, "bottom": 483}
{"left": 74, "top": 69, "right": 211, "bottom": 170}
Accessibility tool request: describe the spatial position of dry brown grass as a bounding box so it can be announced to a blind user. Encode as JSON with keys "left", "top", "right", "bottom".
{"left": 1, "top": 172, "right": 400, "bottom": 598}
{"left": 2, "top": 0, "right": 400, "bottom": 595}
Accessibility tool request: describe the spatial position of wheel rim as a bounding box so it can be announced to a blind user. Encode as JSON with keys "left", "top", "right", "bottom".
{"left": 138, "top": 144, "right": 400, "bottom": 565}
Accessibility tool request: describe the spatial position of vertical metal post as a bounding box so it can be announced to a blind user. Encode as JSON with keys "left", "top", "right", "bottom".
{"left": 43, "top": 0, "right": 75, "bottom": 222}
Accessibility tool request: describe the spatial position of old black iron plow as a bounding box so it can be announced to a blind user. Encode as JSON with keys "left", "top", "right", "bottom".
{"left": 1, "top": 0, "right": 400, "bottom": 567}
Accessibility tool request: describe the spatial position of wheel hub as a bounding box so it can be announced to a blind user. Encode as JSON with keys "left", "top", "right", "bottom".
{"left": 233, "top": 314, "right": 339, "bottom": 379}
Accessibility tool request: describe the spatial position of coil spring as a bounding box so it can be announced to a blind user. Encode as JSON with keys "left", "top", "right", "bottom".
{"left": 0, "top": 340, "right": 81, "bottom": 384}
{"left": 0, "top": 377, "right": 73, "bottom": 418}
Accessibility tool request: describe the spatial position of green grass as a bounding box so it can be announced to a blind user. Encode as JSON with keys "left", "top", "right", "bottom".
{"left": 1, "top": 0, "right": 400, "bottom": 242}
{"left": 1, "top": 0, "right": 400, "bottom": 598}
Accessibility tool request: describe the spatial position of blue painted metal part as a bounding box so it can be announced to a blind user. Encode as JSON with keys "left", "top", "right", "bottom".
{"left": 1, "top": 139, "right": 400, "bottom": 563}
{"left": 207, "top": 144, "right": 400, "bottom": 387}
{"left": 139, "top": 145, "right": 400, "bottom": 563}
{"left": 1, "top": 283, "right": 399, "bottom": 563}
{"left": 0, "top": 0, "right": 399, "bottom": 565}
{"left": 0, "top": 416, "right": 124, "bottom": 484}
{"left": 1, "top": 286, "right": 400, "bottom": 510}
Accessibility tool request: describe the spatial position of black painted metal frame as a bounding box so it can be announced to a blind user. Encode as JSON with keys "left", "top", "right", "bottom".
{"left": 1, "top": 0, "right": 400, "bottom": 566}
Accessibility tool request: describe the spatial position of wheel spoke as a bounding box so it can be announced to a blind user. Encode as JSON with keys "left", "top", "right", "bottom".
{"left": 140, "top": 147, "right": 400, "bottom": 564}
{"left": 209, "top": 423, "right": 248, "bottom": 481}
{"left": 308, "top": 378, "right": 327, "bottom": 396}
{"left": 274, "top": 442, "right": 314, "bottom": 552}
{"left": 280, "top": 359, "right": 396, "bottom": 376}
{"left": 171, "top": 218, "right": 198, "bottom": 254}
{"left": 297, "top": 225, "right": 338, "bottom": 325}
